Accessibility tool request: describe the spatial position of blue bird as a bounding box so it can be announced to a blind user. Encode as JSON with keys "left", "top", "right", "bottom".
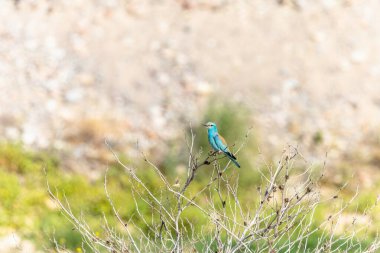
{"left": 203, "top": 122, "right": 241, "bottom": 168}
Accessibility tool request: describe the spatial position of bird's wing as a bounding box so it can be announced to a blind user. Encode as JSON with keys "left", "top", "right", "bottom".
{"left": 218, "top": 135, "right": 228, "bottom": 147}
{"left": 214, "top": 134, "right": 238, "bottom": 160}
{"left": 213, "top": 134, "right": 229, "bottom": 153}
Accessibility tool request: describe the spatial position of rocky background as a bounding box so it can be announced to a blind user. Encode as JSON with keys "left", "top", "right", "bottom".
{"left": 1, "top": 1, "right": 380, "bottom": 178}
{"left": 1, "top": 0, "right": 380, "bottom": 171}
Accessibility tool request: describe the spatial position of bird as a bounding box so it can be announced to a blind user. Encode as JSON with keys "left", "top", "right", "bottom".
{"left": 203, "top": 122, "right": 241, "bottom": 168}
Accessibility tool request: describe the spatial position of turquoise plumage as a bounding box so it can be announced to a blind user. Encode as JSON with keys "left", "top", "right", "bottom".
{"left": 204, "top": 122, "right": 241, "bottom": 168}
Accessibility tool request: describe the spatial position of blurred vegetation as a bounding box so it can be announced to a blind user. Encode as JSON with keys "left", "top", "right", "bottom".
{"left": 0, "top": 103, "right": 379, "bottom": 251}
{"left": 0, "top": 144, "right": 162, "bottom": 250}
{"left": 162, "top": 101, "right": 261, "bottom": 187}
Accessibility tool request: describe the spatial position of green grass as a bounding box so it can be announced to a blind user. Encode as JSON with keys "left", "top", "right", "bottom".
{"left": 0, "top": 101, "right": 379, "bottom": 252}
{"left": 0, "top": 144, "right": 128, "bottom": 250}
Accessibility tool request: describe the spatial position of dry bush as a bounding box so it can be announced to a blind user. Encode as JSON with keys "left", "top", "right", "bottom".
{"left": 47, "top": 131, "right": 380, "bottom": 253}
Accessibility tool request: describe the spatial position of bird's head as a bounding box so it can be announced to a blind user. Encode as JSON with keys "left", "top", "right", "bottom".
{"left": 203, "top": 122, "right": 217, "bottom": 131}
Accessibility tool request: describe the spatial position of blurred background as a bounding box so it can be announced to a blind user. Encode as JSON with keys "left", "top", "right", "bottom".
{"left": 1, "top": 0, "right": 380, "bottom": 252}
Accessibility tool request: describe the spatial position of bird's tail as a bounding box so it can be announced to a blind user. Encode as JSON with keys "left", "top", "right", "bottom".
{"left": 225, "top": 152, "right": 241, "bottom": 168}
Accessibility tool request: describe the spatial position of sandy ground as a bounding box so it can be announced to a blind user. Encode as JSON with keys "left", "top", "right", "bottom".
{"left": 0, "top": 0, "right": 380, "bottom": 172}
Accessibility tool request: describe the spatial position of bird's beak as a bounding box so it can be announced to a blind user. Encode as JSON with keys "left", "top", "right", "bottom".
{"left": 203, "top": 124, "right": 208, "bottom": 127}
